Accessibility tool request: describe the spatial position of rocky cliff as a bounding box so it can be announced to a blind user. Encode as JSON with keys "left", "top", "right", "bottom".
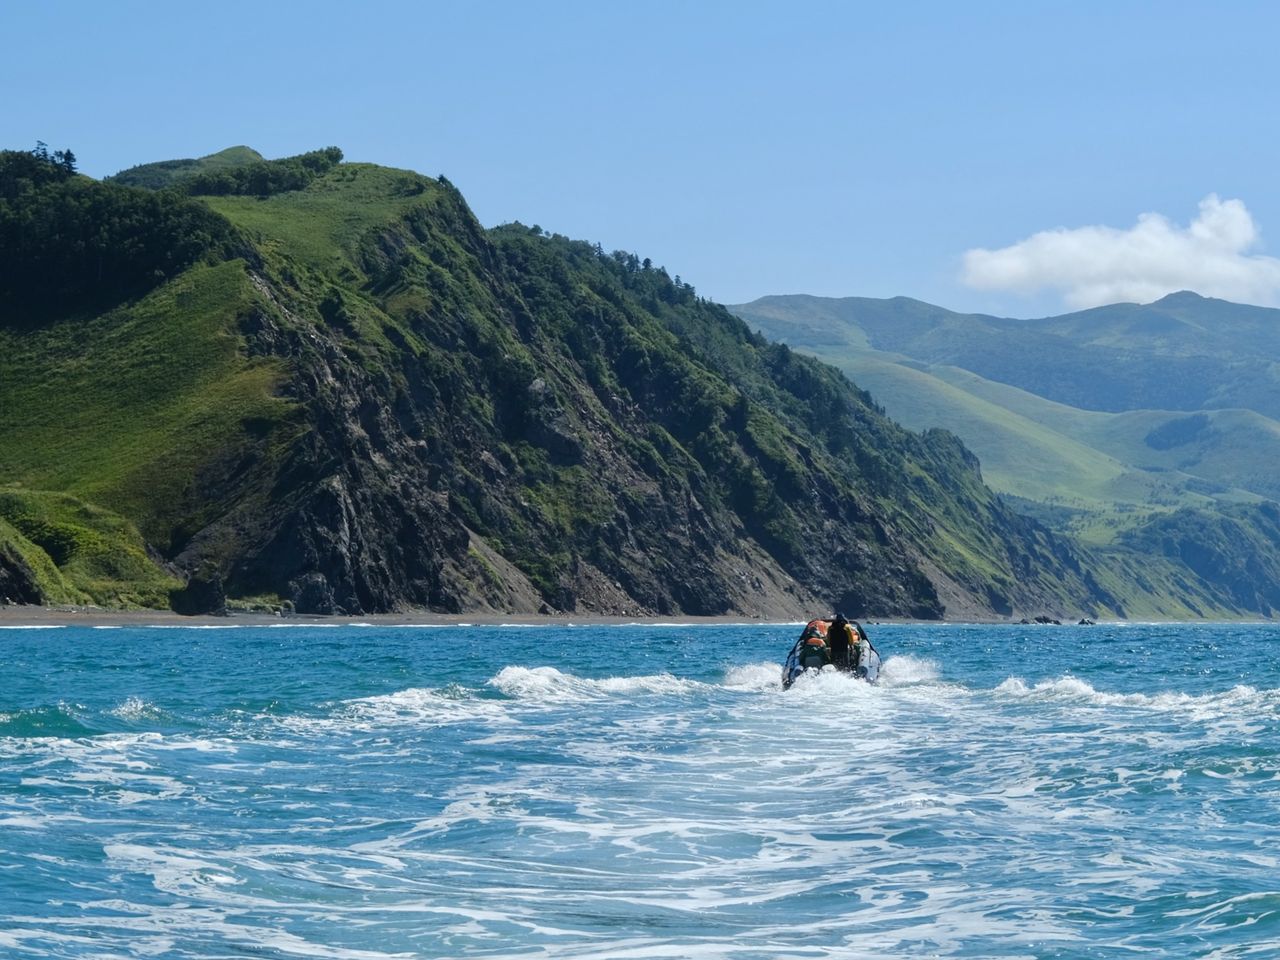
{"left": 1, "top": 147, "right": 1120, "bottom": 618}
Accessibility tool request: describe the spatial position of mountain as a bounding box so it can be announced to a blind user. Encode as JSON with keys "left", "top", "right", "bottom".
{"left": 738, "top": 293, "right": 1280, "bottom": 416}
{"left": 0, "top": 145, "right": 1118, "bottom": 619}
{"left": 732, "top": 293, "right": 1280, "bottom": 616}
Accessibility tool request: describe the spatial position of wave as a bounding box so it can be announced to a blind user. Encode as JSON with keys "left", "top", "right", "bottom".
{"left": 722, "top": 662, "right": 782, "bottom": 690}
{"left": 995, "top": 675, "right": 1278, "bottom": 716}
{"left": 879, "top": 654, "right": 941, "bottom": 686}
{"left": 484, "top": 656, "right": 948, "bottom": 703}
{"left": 107, "top": 696, "right": 164, "bottom": 722}
{"left": 0, "top": 697, "right": 170, "bottom": 740}
{"left": 265, "top": 622, "right": 344, "bottom": 629}
{"left": 490, "top": 665, "right": 705, "bottom": 702}
{"left": 142, "top": 623, "right": 246, "bottom": 630}
{"left": 273, "top": 685, "right": 514, "bottom": 736}
{"left": 0, "top": 703, "right": 96, "bottom": 739}
{"left": 724, "top": 655, "right": 942, "bottom": 693}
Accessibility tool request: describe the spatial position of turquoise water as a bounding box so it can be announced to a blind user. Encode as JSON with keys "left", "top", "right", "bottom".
{"left": 1, "top": 621, "right": 1278, "bottom": 959}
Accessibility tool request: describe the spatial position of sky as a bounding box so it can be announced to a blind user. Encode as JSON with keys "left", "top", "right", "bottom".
{"left": 6, "top": 0, "right": 1280, "bottom": 317}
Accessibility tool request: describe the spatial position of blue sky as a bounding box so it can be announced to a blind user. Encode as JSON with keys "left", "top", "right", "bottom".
{"left": 6, "top": 1, "right": 1280, "bottom": 316}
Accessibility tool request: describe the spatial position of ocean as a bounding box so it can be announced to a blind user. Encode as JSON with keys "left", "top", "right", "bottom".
{"left": 1, "top": 621, "right": 1277, "bottom": 959}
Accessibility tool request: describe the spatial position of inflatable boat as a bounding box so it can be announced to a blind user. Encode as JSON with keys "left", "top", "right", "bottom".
{"left": 781, "top": 617, "right": 881, "bottom": 689}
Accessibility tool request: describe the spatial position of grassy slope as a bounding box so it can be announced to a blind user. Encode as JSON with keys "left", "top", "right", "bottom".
{"left": 924, "top": 365, "right": 1274, "bottom": 503}
{"left": 837, "top": 353, "right": 1128, "bottom": 504}
{"left": 200, "top": 163, "right": 429, "bottom": 273}
{"left": 0, "top": 260, "right": 298, "bottom": 541}
{"left": 0, "top": 512, "right": 77, "bottom": 603}
{"left": 198, "top": 164, "right": 462, "bottom": 357}
{"left": 1079, "top": 409, "right": 1280, "bottom": 502}
{"left": 0, "top": 489, "right": 180, "bottom": 606}
{"left": 0, "top": 252, "right": 302, "bottom": 601}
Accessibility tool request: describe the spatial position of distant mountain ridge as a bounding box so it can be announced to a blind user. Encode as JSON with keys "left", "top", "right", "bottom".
{"left": 732, "top": 291, "right": 1280, "bottom": 616}
{"left": 738, "top": 292, "right": 1280, "bottom": 416}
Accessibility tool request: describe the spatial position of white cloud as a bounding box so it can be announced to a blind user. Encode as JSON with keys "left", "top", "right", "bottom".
{"left": 961, "top": 195, "right": 1280, "bottom": 309}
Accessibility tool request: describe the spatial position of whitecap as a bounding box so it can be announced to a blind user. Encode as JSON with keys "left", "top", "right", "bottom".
{"left": 722, "top": 662, "right": 783, "bottom": 690}
{"left": 278, "top": 686, "right": 513, "bottom": 735}
{"left": 108, "top": 697, "right": 162, "bottom": 721}
{"left": 879, "top": 654, "right": 941, "bottom": 686}
{"left": 781, "top": 666, "right": 879, "bottom": 698}
{"left": 995, "top": 675, "right": 1276, "bottom": 716}
{"left": 489, "top": 665, "right": 704, "bottom": 702}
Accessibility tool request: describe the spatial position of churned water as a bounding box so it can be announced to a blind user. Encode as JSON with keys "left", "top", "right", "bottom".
{"left": 1, "top": 621, "right": 1278, "bottom": 959}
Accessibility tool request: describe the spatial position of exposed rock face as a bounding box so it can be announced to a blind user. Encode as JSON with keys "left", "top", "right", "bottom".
{"left": 169, "top": 567, "right": 227, "bottom": 616}
{"left": 0, "top": 543, "right": 42, "bottom": 605}
{"left": 166, "top": 204, "right": 1107, "bottom": 618}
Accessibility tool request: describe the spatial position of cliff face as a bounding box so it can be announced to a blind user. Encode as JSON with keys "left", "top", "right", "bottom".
{"left": 0, "top": 539, "right": 42, "bottom": 605}
{"left": 1, "top": 149, "right": 1113, "bottom": 618}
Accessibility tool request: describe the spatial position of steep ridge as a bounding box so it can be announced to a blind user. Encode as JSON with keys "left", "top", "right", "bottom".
{"left": 2, "top": 146, "right": 1124, "bottom": 617}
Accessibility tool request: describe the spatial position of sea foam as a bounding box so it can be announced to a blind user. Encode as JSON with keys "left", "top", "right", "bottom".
{"left": 489, "top": 665, "right": 705, "bottom": 701}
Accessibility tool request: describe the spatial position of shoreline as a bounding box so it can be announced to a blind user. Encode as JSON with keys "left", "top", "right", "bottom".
{"left": 0, "top": 604, "right": 1271, "bottom": 628}
{"left": 0, "top": 604, "right": 808, "bottom": 628}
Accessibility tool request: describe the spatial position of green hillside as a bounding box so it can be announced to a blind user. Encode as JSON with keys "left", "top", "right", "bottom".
{"left": 1, "top": 260, "right": 300, "bottom": 542}
{"left": 1, "top": 144, "right": 1133, "bottom": 619}
{"left": 822, "top": 353, "right": 1130, "bottom": 506}
{"left": 0, "top": 488, "right": 180, "bottom": 607}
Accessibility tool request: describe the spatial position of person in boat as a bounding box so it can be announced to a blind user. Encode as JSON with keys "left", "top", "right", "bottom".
{"left": 827, "top": 612, "right": 857, "bottom": 672}
{"left": 795, "top": 618, "right": 832, "bottom": 670}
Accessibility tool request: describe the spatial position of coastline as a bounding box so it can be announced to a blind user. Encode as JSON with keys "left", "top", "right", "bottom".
{"left": 1, "top": 604, "right": 1262, "bottom": 628}
{"left": 0, "top": 604, "right": 808, "bottom": 628}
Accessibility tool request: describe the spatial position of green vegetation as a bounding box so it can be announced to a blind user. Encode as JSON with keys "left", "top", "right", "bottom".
{"left": 3, "top": 142, "right": 1274, "bottom": 618}
{"left": 0, "top": 488, "right": 180, "bottom": 606}
{"left": 180, "top": 147, "right": 343, "bottom": 197}
{"left": 108, "top": 146, "right": 344, "bottom": 197}
{"left": 0, "top": 146, "right": 242, "bottom": 320}
{"left": 0, "top": 259, "right": 301, "bottom": 546}
{"left": 201, "top": 162, "right": 437, "bottom": 276}
{"left": 107, "top": 146, "right": 265, "bottom": 190}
